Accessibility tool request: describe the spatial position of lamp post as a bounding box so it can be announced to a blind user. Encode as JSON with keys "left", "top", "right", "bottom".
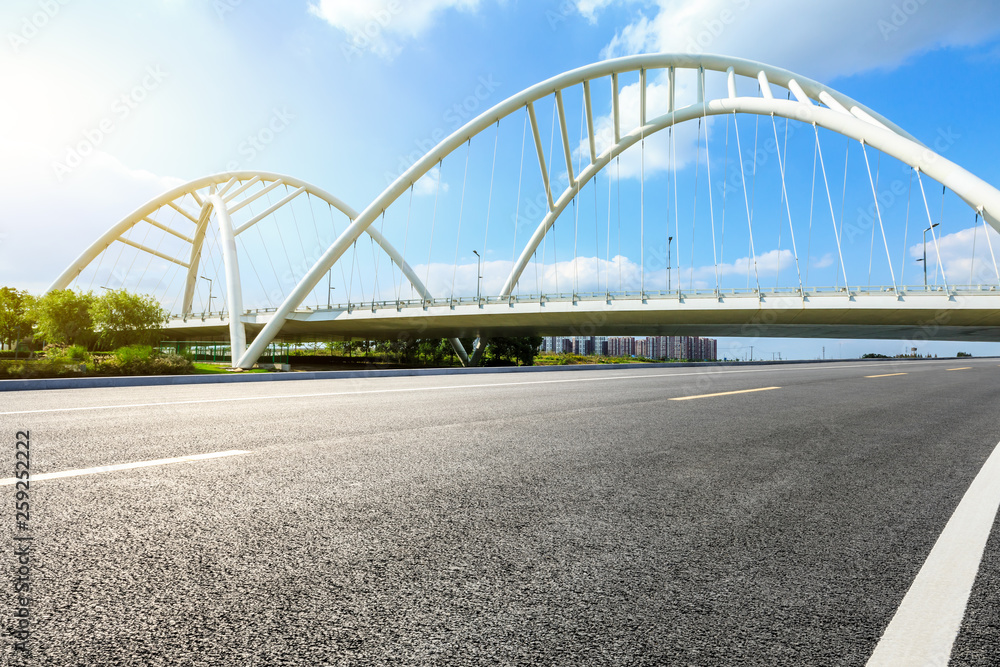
{"left": 921, "top": 223, "right": 940, "bottom": 287}
{"left": 472, "top": 250, "right": 482, "bottom": 302}
{"left": 200, "top": 275, "right": 214, "bottom": 314}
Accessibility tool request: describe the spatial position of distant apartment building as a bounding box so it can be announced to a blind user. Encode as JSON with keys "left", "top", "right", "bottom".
{"left": 544, "top": 335, "right": 717, "bottom": 361}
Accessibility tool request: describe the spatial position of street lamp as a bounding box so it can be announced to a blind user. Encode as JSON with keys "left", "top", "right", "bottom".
{"left": 200, "top": 275, "right": 214, "bottom": 314}
{"left": 472, "top": 250, "right": 482, "bottom": 302}
{"left": 920, "top": 223, "right": 940, "bottom": 288}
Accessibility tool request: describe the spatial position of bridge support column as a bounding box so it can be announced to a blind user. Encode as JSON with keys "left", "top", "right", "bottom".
{"left": 181, "top": 205, "right": 213, "bottom": 316}
{"left": 450, "top": 338, "right": 472, "bottom": 367}
{"left": 207, "top": 194, "right": 247, "bottom": 366}
{"left": 470, "top": 337, "right": 488, "bottom": 367}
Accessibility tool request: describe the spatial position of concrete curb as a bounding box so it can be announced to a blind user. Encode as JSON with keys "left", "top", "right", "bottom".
{"left": 0, "top": 356, "right": 949, "bottom": 392}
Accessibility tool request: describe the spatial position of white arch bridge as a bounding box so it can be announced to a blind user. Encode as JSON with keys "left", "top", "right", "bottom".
{"left": 51, "top": 54, "right": 1000, "bottom": 367}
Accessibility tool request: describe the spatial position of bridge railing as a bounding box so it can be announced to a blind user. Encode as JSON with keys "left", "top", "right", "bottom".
{"left": 167, "top": 284, "right": 1000, "bottom": 322}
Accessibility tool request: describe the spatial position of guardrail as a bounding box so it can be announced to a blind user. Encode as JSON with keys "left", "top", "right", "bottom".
{"left": 167, "top": 284, "right": 1000, "bottom": 322}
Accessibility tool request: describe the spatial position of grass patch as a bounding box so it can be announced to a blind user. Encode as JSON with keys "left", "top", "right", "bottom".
{"left": 193, "top": 363, "right": 269, "bottom": 374}
{"left": 534, "top": 353, "right": 659, "bottom": 366}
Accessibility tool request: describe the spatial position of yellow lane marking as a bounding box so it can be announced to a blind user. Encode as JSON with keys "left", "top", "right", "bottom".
{"left": 670, "top": 387, "right": 780, "bottom": 401}
{"left": 947, "top": 367, "right": 972, "bottom": 371}
{"left": 866, "top": 373, "right": 908, "bottom": 378}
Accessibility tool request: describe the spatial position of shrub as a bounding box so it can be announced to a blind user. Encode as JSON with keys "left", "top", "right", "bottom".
{"left": 0, "top": 359, "right": 87, "bottom": 379}
{"left": 43, "top": 344, "right": 91, "bottom": 363}
{"left": 96, "top": 345, "right": 194, "bottom": 376}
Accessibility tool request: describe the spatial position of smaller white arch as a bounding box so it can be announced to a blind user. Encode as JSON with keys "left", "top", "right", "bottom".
{"left": 51, "top": 171, "right": 471, "bottom": 366}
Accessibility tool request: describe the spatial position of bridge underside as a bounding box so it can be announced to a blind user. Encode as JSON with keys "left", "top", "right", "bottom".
{"left": 164, "top": 291, "right": 1000, "bottom": 344}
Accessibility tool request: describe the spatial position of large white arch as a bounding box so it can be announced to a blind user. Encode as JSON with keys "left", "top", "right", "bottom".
{"left": 235, "top": 53, "right": 1000, "bottom": 368}
{"left": 50, "top": 171, "right": 471, "bottom": 366}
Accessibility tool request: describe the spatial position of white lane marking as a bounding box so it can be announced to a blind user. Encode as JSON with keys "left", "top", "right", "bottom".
{"left": 0, "top": 450, "right": 250, "bottom": 486}
{"left": 0, "top": 362, "right": 952, "bottom": 416}
{"left": 867, "top": 438, "right": 1000, "bottom": 666}
{"left": 669, "top": 386, "right": 781, "bottom": 401}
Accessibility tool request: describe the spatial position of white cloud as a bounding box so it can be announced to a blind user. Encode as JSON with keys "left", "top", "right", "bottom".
{"left": 579, "top": 75, "right": 706, "bottom": 180}
{"left": 412, "top": 166, "right": 450, "bottom": 197}
{"left": 0, "top": 145, "right": 184, "bottom": 293}
{"left": 575, "top": 0, "right": 632, "bottom": 22}
{"left": 414, "top": 254, "right": 643, "bottom": 297}
{"left": 309, "top": 0, "right": 483, "bottom": 59}
{"left": 582, "top": 0, "right": 1000, "bottom": 82}
{"left": 411, "top": 246, "right": 800, "bottom": 297}
{"left": 909, "top": 224, "right": 1000, "bottom": 286}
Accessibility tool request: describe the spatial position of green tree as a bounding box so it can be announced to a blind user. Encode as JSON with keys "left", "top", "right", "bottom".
{"left": 485, "top": 336, "right": 544, "bottom": 366}
{"left": 90, "top": 290, "right": 168, "bottom": 349}
{"left": 0, "top": 287, "right": 35, "bottom": 350}
{"left": 32, "top": 289, "right": 97, "bottom": 348}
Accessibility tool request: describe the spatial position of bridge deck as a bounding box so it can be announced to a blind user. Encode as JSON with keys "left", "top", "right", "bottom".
{"left": 165, "top": 288, "right": 1000, "bottom": 342}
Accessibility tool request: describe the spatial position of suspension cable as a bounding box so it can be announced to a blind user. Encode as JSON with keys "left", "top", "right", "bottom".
{"left": 814, "top": 125, "right": 850, "bottom": 288}
{"left": 512, "top": 107, "right": 528, "bottom": 298}
{"left": 617, "top": 156, "right": 623, "bottom": 291}
{"left": 396, "top": 184, "right": 415, "bottom": 302}
{"left": 424, "top": 159, "right": 443, "bottom": 297}
{"left": 861, "top": 145, "right": 896, "bottom": 291}
{"left": 980, "top": 211, "right": 1000, "bottom": 284}
{"left": 720, "top": 112, "right": 730, "bottom": 288}
{"left": 672, "top": 94, "right": 679, "bottom": 294}
{"left": 371, "top": 210, "right": 388, "bottom": 304}
{"left": 805, "top": 122, "right": 819, "bottom": 287}
{"left": 771, "top": 113, "right": 803, "bottom": 291}
{"left": 238, "top": 235, "right": 273, "bottom": 308}
{"left": 732, "top": 112, "right": 761, "bottom": 292}
{"left": 915, "top": 170, "right": 949, "bottom": 290}
{"left": 450, "top": 139, "right": 472, "bottom": 301}
{"left": 837, "top": 138, "right": 850, "bottom": 288}
{"left": 689, "top": 118, "right": 700, "bottom": 291}
{"left": 971, "top": 213, "right": 979, "bottom": 286}
{"left": 704, "top": 110, "right": 720, "bottom": 292}
{"left": 899, "top": 168, "right": 913, "bottom": 286}
{"left": 606, "top": 163, "right": 612, "bottom": 296}
{"left": 481, "top": 121, "right": 500, "bottom": 299}
{"left": 641, "top": 128, "right": 646, "bottom": 295}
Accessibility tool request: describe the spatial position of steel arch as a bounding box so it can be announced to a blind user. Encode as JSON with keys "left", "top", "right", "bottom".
{"left": 50, "top": 171, "right": 470, "bottom": 366}
{"left": 235, "top": 53, "right": 1000, "bottom": 368}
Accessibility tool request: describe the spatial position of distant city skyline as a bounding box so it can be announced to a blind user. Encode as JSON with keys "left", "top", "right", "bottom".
{"left": 542, "top": 335, "right": 718, "bottom": 361}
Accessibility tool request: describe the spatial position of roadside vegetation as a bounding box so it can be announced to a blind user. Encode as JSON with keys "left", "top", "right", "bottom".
{"left": 0, "top": 285, "right": 548, "bottom": 378}
{"left": 286, "top": 336, "right": 545, "bottom": 369}
{"left": 0, "top": 287, "right": 196, "bottom": 379}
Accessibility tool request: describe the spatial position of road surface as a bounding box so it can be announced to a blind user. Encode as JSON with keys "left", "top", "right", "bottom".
{"left": 2, "top": 359, "right": 998, "bottom": 665}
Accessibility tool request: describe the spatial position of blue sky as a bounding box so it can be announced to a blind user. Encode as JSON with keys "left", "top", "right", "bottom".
{"left": 3, "top": 0, "right": 1000, "bottom": 359}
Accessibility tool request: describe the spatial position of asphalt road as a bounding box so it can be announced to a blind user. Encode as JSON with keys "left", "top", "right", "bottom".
{"left": 2, "top": 358, "right": 999, "bottom": 665}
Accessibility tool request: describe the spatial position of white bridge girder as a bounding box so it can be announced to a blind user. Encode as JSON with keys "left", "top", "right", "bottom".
{"left": 162, "top": 290, "right": 1000, "bottom": 344}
